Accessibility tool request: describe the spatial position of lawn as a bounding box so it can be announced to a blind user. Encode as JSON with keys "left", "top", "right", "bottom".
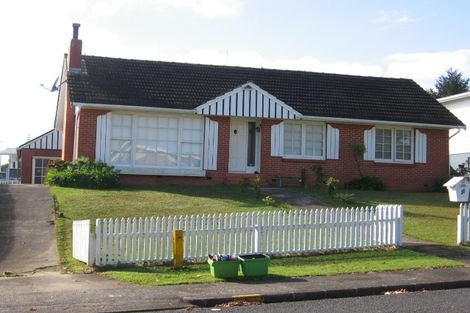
{"left": 306, "top": 189, "right": 460, "bottom": 246}
{"left": 52, "top": 184, "right": 462, "bottom": 281}
{"left": 102, "top": 249, "right": 460, "bottom": 286}
{"left": 52, "top": 185, "right": 291, "bottom": 272}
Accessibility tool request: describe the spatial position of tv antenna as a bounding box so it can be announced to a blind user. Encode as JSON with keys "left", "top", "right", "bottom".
{"left": 40, "top": 77, "right": 65, "bottom": 92}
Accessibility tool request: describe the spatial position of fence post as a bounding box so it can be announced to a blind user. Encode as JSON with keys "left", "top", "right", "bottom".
{"left": 88, "top": 233, "right": 96, "bottom": 266}
{"left": 457, "top": 203, "right": 464, "bottom": 245}
{"left": 396, "top": 205, "right": 403, "bottom": 246}
{"left": 173, "top": 230, "right": 184, "bottom": 268}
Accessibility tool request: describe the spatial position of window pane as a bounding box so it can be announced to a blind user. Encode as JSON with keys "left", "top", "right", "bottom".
{"left": 395, "top": 129, "right": 412, "bottom": 161}
{"left": 284, "top": 124, "right": 302, "bottom": 155}
{"left": 305, "top": 125, "right": 323, "bottom": 156}
{"left": 375, "top": 129, "right": 392, "bottom": 160}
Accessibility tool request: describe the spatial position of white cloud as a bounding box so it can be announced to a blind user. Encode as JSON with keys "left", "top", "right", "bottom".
{"left": 385, "top": 50, "right": 470, "bottom": 88}
{"left": 373, "top": 9, "right": 418, "bottom": 29}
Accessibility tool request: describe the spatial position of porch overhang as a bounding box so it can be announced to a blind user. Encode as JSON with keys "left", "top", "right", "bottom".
{"left": 195, "top": 82, "right": 302, "bottom": 120}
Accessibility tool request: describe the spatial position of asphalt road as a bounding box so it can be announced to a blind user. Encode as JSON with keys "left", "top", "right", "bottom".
{"left": 0, "top": 185, "right": 58, "bottom": 274}
{"left": 170, "top": 288, "right": 470, "bottom": 313}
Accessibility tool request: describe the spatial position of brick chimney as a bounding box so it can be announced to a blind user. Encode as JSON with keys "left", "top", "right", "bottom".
{"left": 68, "top": 23, "right": 82, "bottom": 73}
{"left": 62, "top": 23, "right": 82, "bottom": 161}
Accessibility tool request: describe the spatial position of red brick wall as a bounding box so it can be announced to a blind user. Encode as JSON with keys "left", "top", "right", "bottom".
{"left": 72, "top": 110, "right": 449, "bottom": 191}
{"left": 260, "top": 122, "right": 449, "bottom": 192}
{"left": 20, "top": 149, "right": 62, "bottom": 184}
{"left": 76, "top": 109, "right": 110, "bottom": 159}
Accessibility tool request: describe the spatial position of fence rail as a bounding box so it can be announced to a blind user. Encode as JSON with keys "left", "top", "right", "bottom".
{"left": 458, "top": 203, "right": 470, "bottom": 245}
{"left": 73, "top": 205, "right": 403, "bottom": 266}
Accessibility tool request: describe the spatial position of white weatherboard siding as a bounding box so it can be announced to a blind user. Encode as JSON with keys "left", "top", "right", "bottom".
{"left": 441, "top": 95, "right": 470, "bottom": 168}
{"left": 196, "top": 82, "right": 302, "bottom": 120}
{"left": 18, "top": 130, "right": 62, "bottom": 150}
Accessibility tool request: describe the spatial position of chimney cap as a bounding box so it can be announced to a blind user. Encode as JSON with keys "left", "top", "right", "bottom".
{"left": 72, "top": 23, "right": 81, "bottom": 40}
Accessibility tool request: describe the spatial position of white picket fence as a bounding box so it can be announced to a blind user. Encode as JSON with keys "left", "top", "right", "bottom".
{"left": 457, "top": 203, "right": 470, "bottom": 245}
{"left": 73, "top": 205, "right": 403, "bottom": 266}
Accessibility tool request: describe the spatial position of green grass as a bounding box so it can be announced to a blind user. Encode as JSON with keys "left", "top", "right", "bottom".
{"left": 306, "top": 189, "right": 460, "bottom": 245}
{"left": 52, "top": 185, "right": 291, "bottom": 272}
{"left": 102, "top": 249, "right": 461, "bottom": 286}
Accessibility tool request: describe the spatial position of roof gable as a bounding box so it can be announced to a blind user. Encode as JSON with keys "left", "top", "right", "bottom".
{"left": 18, "top": 130, "right": 62, "bottom": 150}
{"left": 195, "top": 82, "right": 302, "bottom": 119}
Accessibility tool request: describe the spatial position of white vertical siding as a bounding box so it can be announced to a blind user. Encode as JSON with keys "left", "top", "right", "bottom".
{"left": 271, "top": 122, "right": 284, "bottom": 156}
{"left": 415, "top": 130, "right": 427, "bottom": 164}
{"left": 203, "top": 118, "right": 219, "bottom": 170}
{"left": 18, "top": 130, "right": 62, "bottom": 150}
{"left": 364, "top": 127, "right": 375, "bottom": 161}
{"left": 196, "top": 83, "right": 302, "bottom": 120}
{"left": 326, "top": 125, "right": 340, "bottom": 160}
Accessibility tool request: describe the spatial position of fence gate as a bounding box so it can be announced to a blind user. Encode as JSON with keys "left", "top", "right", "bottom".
{"left": 458, "top": 203, "right": 470, "bottom": 245}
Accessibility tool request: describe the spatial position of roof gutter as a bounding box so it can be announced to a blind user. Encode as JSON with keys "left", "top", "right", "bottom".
{"left": 73, "top": 101, "right": 464, "bottom": 129}
{"left": 73, "top": 102, "right": 197, "bottom": 115}
{"left": 301, "top": 115, "right": 464, "bottom": 130}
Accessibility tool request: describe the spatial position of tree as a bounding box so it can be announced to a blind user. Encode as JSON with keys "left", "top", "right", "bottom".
{"left": 428, "top": 68, "right": 469, "bottom": 98}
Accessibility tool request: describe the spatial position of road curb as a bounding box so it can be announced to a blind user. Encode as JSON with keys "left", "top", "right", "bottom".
{"left": 182, "top": 279, "right": 470, "bottom": 307}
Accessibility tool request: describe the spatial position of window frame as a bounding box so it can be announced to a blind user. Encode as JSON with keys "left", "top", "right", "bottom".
{"left": 282, "top": 121, "right": 326, "bottom": 160}
{"left": 374, "top": 126, "right": 414, "bottom": 164}
{"left": 107, "top": 112, "right": 205, "bottom": 174}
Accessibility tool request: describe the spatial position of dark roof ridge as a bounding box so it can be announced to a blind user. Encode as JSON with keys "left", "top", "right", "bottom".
{"left": 81, "top": 54, "right": 413, "bottom": 83}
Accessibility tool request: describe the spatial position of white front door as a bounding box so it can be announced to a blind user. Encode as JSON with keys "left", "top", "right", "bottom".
{"left": 229, "top": 118, "right": 260, "bottom": 173}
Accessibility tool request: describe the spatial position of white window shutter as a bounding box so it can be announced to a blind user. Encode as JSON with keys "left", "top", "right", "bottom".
{"left": 415, "top": 130, "right": 427, "bottom": 164}
{"left": 95, "top": 114, "right": 108, "bottom": 162}
{"left": 364, "top": 127, "right": 375, "bottom": 160}
{"left": 271, "top": 122, "right": 284, "bottom": 156}
{"left": 203, "top": 118, "right": 219, "bottom": 170}
{"left": 326, "top": 125, "right": 339, "bottom": 159}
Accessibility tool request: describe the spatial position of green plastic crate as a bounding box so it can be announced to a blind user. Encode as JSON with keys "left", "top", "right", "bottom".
{"left": 238, "top": 254, "right": 270, "bottom": 277}
{"left": 208, "top": 257, "right": 239, "bottom": 279}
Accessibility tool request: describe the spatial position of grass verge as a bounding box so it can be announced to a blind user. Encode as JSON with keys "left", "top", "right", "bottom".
{"left": 306, "top": 189, "right": 460, "bottom": 245}
{"left": 102, "top": 249, "right": 461, "bottom": 286}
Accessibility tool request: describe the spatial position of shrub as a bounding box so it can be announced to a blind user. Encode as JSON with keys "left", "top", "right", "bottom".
{"left": 262, "top": 196, "right": 276, "bottom": 206}
{"left": 300, "top": 168, "right": 308, "bottom": 188}
{"left": 239, "top": 177, "right": 251, "bottom": 193}
{"left": 346, "top": 176, "right": 386, "bottom": 191}
{"left": 433, "top": 176, "right": 447, "bottom": 192}
{"left": 311, "top": 165, "right": 324, "bottom": 187}
{"left": 46, "top": 157, "right": 119, "bottom": 189}
{"left": 254, "top": 175, "right": 262, "bottom": 198}
{"left": 326, "top": 177, "right": 339, "bottom": 196}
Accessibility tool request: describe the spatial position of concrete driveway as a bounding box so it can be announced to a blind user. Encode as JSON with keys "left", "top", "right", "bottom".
{"left": 0, "top": 185, "right": 58, "bottom": 274}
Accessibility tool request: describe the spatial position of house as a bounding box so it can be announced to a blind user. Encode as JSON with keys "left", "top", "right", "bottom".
{"left": 439, "top": 91, "right": 470, "bottom": 170}
{"left": 0, "top": 147, "right": 20, "bottom": 184}
{"left": 52, "top": 24, "right": 464, "bottom": 191}
{"left": 16, "top": 130, "right": 62, "bottom": 184}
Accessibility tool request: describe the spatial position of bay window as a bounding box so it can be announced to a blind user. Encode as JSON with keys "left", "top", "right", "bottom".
{"left": 109, "top": 113, "right": 203, "bottom": 171}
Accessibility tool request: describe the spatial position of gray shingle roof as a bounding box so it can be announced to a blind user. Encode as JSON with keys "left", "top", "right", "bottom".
{"left": 67, "top": 55, "right": 464, "bottom": 127}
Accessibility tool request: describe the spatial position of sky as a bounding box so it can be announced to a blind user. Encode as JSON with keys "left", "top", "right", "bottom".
{"left": 1, "top": 0, "right": 470, "bottom": 157}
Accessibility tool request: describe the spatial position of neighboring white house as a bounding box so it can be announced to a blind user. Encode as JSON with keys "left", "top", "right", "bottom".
{"left": 439, "top": 91, "right": 470, "bottom": 169}
{"left": 0, "top": 147, "right": 20, "bottom": 183}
